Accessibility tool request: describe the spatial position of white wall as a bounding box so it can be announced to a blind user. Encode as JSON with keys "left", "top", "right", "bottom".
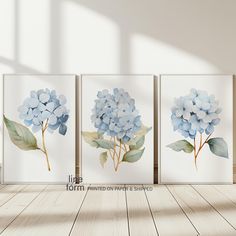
{"left": 0, "top": 0, "right": 236, "bottom": 165}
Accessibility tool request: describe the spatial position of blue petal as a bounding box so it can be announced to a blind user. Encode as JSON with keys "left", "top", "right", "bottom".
{"left": 32, "top": 125, "right": 41, "bottom": 133}
{"left": 205, "top": 125, "right": 214, "bottom": 135}
{"left": 122, "top": 136, "right": 130, "bottom": 143}
{"left": 38, "top": 102, "right": 46, "bottom": 111}
{"left": 30, "top": 91, "right": 38, "bottom": 98}
{"left": 54, "top": 106, "right": 66, "bottom": 117}
{"left": 32, "top": 117, "right": 40, "bottom": 126}
{"left": 37, "top": 89, "right": 44, "bottom": 96}
{"left": 25, "top": 109, "right": 34, "bottom": 120}
{"left": 59, "top": 95, "right": 67, "bottom": 105}
{"left": 48, "top": 114, "right": 58, "bottom": 125}
{"left": 28, "top": 98, "right": 39, "bottom": 108}
{"left": 46, "top": 102, "right": 55, "bottom": 112}
{"left": 180, "top": 130, "right": 189, "bottom": 138}
{"left": 41, "top": 111, "right": 51, "bottom": 120}
{"left": 24, "top": 119, "right": 32, "bottom": 126}
{"left": 50, "top": 90, "right": 57, "bottom": 98}
{"left": 212, "top": 118, "right": 220, "bottom": 126}
{"left": 59, "top": 123, "right": 67, "bottom": 135}
{"left": 48, "top": 122, "right": 60, "bottom": 130}
{"left": 39, "top": 93, "right": 50, "bottom": 103}
{"left": 33, "top": 108, "right": 40, "bottom": 117}
{"left": 60, "top": 114, "right": 69, "bottom": 123}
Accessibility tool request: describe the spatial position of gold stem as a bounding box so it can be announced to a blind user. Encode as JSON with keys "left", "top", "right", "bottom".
{"left": 109, "top": 137, "right": 114, "bottom": 160}
{"left": 108, "top": 149, "right": 116, "bottom": 170}
{"left": 112, "top": 137, "right": 117, "bottom": 171}
{"left": 124, "top": 143, "right": 128, "bottom": 152}
{"left": 41, "top": 120, "right": 51, "bottom": 171}
{"left": 195, "top": 133, "right": 212, "bottom": 158}
{"left": 109, "top": 137, "right": 117, "bottom": 170}
{"left": 193, "top": 138, "right": 197, "bottom": 170}
{"left": 200, "top": 133, "right": 203, "bottom": 147}
{"left": 115, "top": 139, "right": 122, "bottom": 171}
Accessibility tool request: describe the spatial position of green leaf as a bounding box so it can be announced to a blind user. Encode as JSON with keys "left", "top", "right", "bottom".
{"left": 167, "top": 140, "right": 194, "bottom": 153}
{"left": 99, "top": 152, "right": 108, "bottom": 168}
{"left": 122, "top": 148, "right": 145, "bottom": 163}
{"left": 3, "top": 115, "right": 38, "bottom": 151}
{"left": 135, "top": 124, "right": 152, "bottom": 137}
{"left": 207, "top": 138, "right": 228, "bottom": 158}
{"left": 130, "top": 136, "right": 145, "bottom": 150}
{"left": 82, "top": 132, "right": 102, "bottom": 147}
{"left": 95, "top": 139, "right": 115, "bottom": 149}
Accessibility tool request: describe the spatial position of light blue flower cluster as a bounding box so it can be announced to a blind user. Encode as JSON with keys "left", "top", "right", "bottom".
{"left": 171, "top": 89, "right": 222, "bottom": 139}
{"left": 91, "top": 88, "right": 142, "bottom": 142}
{"left": 18, "top": 89, "right": 69, "bottom": 135}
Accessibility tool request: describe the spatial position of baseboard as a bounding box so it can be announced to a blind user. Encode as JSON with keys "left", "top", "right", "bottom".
{"left": 76, "top": 164, "right": 236, "bottom": 184}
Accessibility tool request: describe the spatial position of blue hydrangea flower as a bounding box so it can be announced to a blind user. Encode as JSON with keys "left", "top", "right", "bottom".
{"left": 171, "top": 89, "right": 221, "bottom": 139}
{"left": 91, "top": 88, "right": 142, "bottom": 143}
{"left": 18, "top": 89, "right": 69, "bottom": 135}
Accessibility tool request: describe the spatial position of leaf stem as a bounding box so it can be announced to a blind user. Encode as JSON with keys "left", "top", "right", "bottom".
{"left": 124, "top": 143, "right": 128, "bottom": 152}
{"left": 195, "top": 133, "right": 212, "bottom": 158}
{"left": 193, "top": 138, "right": 197, "bottom": 170}
{"left": 200, "top": 133, "right": 203, "bottom": 147}
{"left": 40, "top": 120, "right": 51, "bottom": 171}
{"left": 193, "top": 133, "right": 212, "bottom": 170}
{"left": 115, "top": 139, "right": 122, "bottom": 171}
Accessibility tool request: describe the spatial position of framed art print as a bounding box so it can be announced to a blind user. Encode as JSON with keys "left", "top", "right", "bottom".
{"left": 3, "top": 74, "right": 76, "bottom": 183}
{"left": 80, "top": 75, "right": 154, "bottom": 184}
{"left": 159, "top": 75, "right": 233, "bottom": 184}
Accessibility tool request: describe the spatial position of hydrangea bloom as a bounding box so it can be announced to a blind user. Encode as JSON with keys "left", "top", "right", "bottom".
{"left": 18, "top": 89, "right": 69, "bottom": 135}
{"left": 171, "top": 89, "right": 221, "bottom": 139}
{"left": 91, "top": 88, "right": 142, "bottom": 143}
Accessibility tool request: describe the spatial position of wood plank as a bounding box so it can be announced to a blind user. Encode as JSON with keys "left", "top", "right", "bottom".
{"left": 0, "top": 185, "right": 46, "bottom": 234}
{"left": 146, "top": 185, "right": 198, "bottom": 236}
{"left": 214, "top": 185, "right": 236, "bottom": 203}
{"left": 1, "top": 185, "right": 87, "bottom": 236}
{"left": 0, "top": 185, "right": 26, "bottom": 207}
{"left": 168, "top": 185, "right": 235, "bottom": 236}
{"left": 193, "top": 185, "right": 236, "bottom": 230}
{"left": 126, "top": 185, "right": 157, "bottom": 236}
{"left": 0, "top": 185, "right": 6, "bottom": 190}
{"left": 70, "top": 185, "right": 129, "bottom": 236}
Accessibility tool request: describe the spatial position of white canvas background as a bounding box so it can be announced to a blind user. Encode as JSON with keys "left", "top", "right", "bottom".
{"left": 160, "top": 75, "right": 233, "bottom": 184}
{"left": 3, "top": 75, "right": 75, "bottom": 183}
{"left": 81, "top": 75, "right": 154, "bottom": 184}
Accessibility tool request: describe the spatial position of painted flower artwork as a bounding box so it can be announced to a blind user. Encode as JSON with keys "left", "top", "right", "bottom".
{"left": 82, "top": 88, "right": 151, "bottom": 171}
{"left": 4, "top": 88, "right": 69, "bottom": 171}
{"left": 167, "top": 88, "right": 228, "bottom": 169}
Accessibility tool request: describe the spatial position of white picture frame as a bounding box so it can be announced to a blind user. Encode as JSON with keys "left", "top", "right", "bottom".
{"left": 80, "top": 75, "right": 154, "bottom": 184}
{"left": 159, "top": 74, "right": 233, "bottom": 184}
{"left": 3, "top": 74, "right": 76, "bottom": 184}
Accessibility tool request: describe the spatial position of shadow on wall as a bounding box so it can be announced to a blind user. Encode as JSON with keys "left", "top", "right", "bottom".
{"left": 68, "top": 0, "right": 236, "bottom": 73}
{"left": 1, "top": 0, "right": 235, "bottom": 73}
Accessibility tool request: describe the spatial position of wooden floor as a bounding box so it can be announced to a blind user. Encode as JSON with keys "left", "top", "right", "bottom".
{"left": 0, "top": 185, "right": 236, "bottom": 236}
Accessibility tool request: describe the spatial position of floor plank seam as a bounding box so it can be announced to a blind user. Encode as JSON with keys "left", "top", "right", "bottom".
{"left": 213, "top": 185, "right": 236, "bottom": 206}
{"left": 124, "top": 185, "right": 131, "bottom": 236}
{"left": 68, "top": 185, "right": 90, "bottom": 236}
{"left": 166, "top": 185, "right": 200, "bottom": 236}
{"left": 191, "top": 185, "right": 236, "bottom": 231}
{"left": 0, "top": 185, "right": 48, "bottom": 235}
{"left": 143, "top": 185, "right": 159, "bottom": 236}
{"left": 0, "top": 186, "right": 7, "bottom": 191}
{"left": 0, "top": 185, "right": 28, "bottom": 208}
